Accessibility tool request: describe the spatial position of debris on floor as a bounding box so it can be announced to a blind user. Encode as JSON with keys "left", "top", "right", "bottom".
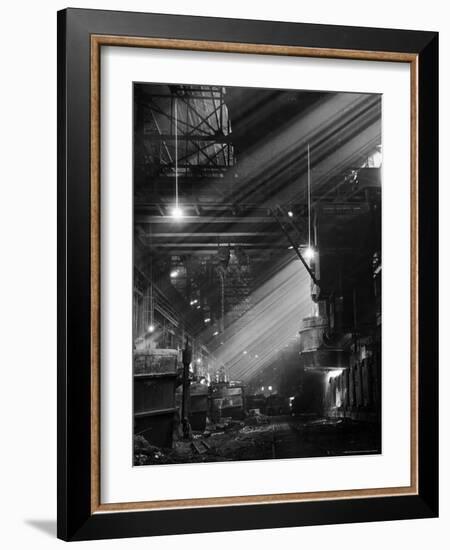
{"left": 134, "top": 415, "right": 381, "bottom": 466}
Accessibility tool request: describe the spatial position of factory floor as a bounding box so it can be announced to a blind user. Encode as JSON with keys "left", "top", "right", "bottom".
{"left": 134, "top": 415, "right": 381, "bottom": 466}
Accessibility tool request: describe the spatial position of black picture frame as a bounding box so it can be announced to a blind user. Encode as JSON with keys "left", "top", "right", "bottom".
{"left": 57, "top": 7, "right": 438, "bottom": 541}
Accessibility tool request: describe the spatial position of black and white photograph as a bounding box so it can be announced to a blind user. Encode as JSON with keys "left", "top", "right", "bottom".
{"left": 0, "top": 0, "right": 443, "bottom": 545}
{"left": 133, "top": 82, "right": 382, "bottom": 466}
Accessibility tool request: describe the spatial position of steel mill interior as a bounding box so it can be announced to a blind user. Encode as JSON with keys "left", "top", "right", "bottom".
{"left": 133, "top": 83, "right": 382, "bottom": 465}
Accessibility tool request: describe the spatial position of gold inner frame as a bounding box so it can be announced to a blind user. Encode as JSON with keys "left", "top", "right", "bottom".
{"left": 90, "top": 35, "right": 419, "bottom": 514}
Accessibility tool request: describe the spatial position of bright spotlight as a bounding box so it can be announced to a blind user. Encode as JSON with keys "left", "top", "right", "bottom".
{"left": 171, "top": 206, "right": 184, "bottom": 219}
{"left": 148, "top": 324, "right": 155, "bottom": 333}
{"left": 268, "top": 386, "right": 273, "bottom": 391}
{"left": 196, "top": 358, "right": 202, "bottom": 364}
{"left": 287, "top": 210, "right": 294, "bottom": 218}
{"left": 170, "top": 270, "right": 179, "bottom": 278}
{"left": 304, "top": 246, "right": 315, "bottom": 261}
{"left": 213, "top": 331, "right": 219, "bottom": 336}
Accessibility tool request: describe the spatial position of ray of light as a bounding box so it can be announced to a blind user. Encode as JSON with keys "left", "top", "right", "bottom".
{"left": 196, "top": 257, "right": 313, "bottom": 382}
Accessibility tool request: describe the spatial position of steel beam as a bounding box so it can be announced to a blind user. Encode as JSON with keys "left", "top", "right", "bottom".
{"left": 135, "top": 215, "right": 277, "bottom": 223}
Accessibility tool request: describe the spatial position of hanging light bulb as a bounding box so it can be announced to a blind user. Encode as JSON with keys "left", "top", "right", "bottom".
{"left": 170, "top": 96, "right": 183, "bottom": 220}
{"left": 171, "top": 206, "right": 184, "bottom": 219}
{"left": 305, "top": 144, "right": 315, "bottom": 263}
{"left": 300, "top": 145, "right": 316, "bottom": 263}
{"left": 304, "top": 246, "right": 315, "bottom": 261}
{"left": 148, "top": 324, "right": 155, "bottom": 333}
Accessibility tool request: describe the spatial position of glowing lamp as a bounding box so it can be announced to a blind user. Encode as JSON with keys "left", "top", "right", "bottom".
{"left": 304, "top": 246, "right": 315, "bottom": 261}
{"left": 171, "top": 206, "right": 184, "bottom": 219}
